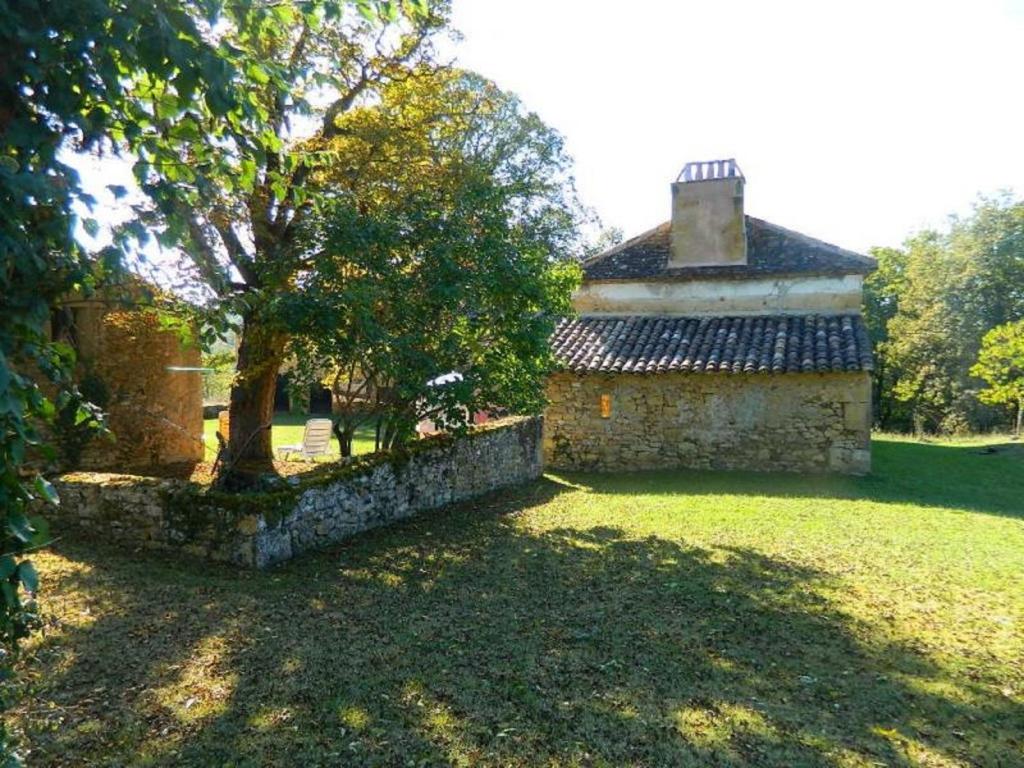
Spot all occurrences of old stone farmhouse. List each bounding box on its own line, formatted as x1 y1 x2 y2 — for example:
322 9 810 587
544 159 876 474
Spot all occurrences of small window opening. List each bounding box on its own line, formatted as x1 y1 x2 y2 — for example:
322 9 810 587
600 393 612 419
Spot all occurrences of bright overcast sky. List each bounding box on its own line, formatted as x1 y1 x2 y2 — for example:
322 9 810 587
448 0 1024 252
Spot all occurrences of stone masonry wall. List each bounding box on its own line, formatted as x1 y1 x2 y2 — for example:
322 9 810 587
45 416 542 568
79 309 204 469
544 372 871 474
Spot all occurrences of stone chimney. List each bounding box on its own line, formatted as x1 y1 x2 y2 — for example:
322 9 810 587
669 159 746 267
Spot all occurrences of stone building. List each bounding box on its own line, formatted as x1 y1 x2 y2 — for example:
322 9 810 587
545 159 876 474
50 287 204 469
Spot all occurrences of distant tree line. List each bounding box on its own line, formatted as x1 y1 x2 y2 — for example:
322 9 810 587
864 194 1024 434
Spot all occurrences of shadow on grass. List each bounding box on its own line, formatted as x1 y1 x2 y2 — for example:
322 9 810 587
18 478 1022 766
553 438 1024 520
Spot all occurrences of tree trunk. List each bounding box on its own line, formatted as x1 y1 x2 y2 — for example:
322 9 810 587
1016 399 1022 439
227 316 284 462
871 363 884 428
332 419 354 458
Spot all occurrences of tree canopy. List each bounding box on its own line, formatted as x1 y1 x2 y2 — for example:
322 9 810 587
971 320 1024 436
864 195 1024 433
0 0 258 758
115 0 451 463
287 69 584 452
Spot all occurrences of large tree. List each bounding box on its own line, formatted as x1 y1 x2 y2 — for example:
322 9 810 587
2 1 428 756
126 0 450 462
286 69 584 451
881 231 971 432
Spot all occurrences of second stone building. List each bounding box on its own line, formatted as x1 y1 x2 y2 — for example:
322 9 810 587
544 159 876 474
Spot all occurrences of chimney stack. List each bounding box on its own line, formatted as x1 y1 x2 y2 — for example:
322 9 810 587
669 159 746 268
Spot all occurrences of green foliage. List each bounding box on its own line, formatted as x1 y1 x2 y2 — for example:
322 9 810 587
971 319 1024 435
53 373 109 471
113 0 448 463
201 350 237 404
0 0 339 758
288 69 584 451
1 0 446 755
863 246 912 429
864 195 1024 433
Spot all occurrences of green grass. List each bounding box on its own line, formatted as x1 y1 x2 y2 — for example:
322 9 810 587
201 412 377 461
13 435 1024 766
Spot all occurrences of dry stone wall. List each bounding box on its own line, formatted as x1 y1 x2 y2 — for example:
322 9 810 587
544 372 871 474
45 416 542 568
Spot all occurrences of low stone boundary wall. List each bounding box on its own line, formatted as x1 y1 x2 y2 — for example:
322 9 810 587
46 416 542 568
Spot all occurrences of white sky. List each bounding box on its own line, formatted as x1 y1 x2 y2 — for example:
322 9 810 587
448 0 1024 252
76 0 1024 259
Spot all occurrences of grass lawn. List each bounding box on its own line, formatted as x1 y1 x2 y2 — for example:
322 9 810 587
12 435 1024 766
201 412 377 462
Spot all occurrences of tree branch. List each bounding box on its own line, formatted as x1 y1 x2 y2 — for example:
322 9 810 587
272 23 436 248
210 208 259 287
177 205 232 297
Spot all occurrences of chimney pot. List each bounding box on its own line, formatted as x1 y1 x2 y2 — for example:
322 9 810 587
669 158 747 268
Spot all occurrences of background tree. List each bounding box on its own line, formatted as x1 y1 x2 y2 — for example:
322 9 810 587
287 69 584 451
583 226 624 259
971 320 1024 437
862 245 910 429
883 231 977 433
864 195 1024 434
954 196 1024 336
123 0 450 464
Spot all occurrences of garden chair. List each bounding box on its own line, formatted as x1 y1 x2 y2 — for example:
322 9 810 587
275 418 334 461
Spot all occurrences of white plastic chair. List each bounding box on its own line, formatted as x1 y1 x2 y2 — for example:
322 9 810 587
275 418 334 460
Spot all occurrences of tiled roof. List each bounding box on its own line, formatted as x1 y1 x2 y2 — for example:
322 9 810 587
582 216 876 282
551 314 873 375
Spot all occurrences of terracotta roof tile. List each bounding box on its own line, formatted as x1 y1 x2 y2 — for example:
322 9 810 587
551 314 873 375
